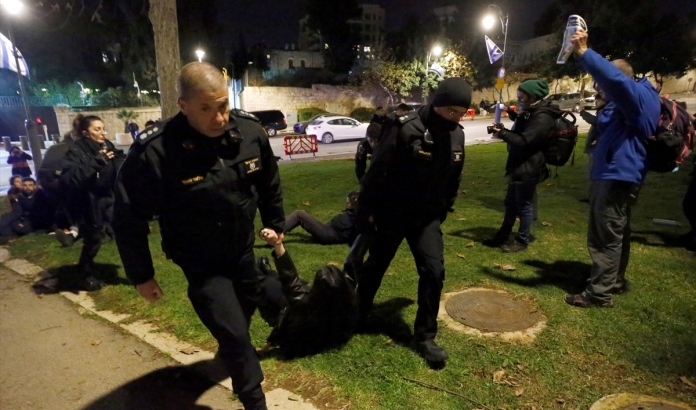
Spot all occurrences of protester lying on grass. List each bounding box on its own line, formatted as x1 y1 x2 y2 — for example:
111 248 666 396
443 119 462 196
256 228 356 358
284 191 359 245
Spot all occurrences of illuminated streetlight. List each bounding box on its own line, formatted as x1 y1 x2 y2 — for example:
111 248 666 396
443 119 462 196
195 49 205 62
0 0 24 14
482 4 508 123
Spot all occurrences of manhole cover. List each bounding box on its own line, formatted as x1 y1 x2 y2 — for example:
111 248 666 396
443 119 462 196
617 403 686 410
445 290 541 332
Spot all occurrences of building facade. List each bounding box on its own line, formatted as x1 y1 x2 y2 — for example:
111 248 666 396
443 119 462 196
267 49 325 72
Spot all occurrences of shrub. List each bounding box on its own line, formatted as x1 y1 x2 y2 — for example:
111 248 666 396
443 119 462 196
298 107 329 122
350 107 374 122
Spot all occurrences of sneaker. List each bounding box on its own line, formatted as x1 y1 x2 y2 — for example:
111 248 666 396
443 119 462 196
55 229 76 247
564 294 614 308
412 339 449 362
501 239 528 253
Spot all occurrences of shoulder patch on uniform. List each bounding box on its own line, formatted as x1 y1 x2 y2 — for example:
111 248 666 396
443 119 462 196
230 109 261 123
135 119 168 145
398 112 418 124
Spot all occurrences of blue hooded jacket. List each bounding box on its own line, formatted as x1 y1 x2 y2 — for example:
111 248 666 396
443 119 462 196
579 49 660 184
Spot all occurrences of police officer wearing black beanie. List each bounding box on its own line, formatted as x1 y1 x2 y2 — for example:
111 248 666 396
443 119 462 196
356 77 471 367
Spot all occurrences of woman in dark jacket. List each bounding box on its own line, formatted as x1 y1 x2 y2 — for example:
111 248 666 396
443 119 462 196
256 229 356 358
485 80 556 253
62 114 124 287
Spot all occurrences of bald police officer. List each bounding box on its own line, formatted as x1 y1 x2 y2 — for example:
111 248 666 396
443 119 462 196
113 62 284 410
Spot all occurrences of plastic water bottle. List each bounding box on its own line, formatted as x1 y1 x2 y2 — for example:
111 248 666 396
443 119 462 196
652 219 683 227
557 15 588 64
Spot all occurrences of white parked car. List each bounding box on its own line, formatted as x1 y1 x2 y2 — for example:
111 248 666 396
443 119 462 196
305 116 370 143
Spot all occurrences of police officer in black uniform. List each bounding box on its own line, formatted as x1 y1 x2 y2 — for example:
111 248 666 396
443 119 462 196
356 78 471 367
112 62 284 410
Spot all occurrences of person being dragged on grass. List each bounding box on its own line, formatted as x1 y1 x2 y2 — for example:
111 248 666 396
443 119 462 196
255 228 357 358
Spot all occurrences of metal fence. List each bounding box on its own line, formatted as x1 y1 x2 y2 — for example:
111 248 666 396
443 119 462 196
0 95 75 107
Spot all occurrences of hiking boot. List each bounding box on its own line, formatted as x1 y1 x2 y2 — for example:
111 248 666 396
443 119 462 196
482 230 511 247
257 256 273 276
564 294 614 308
412 339 449 363
55 229 76 247
501 239 528 253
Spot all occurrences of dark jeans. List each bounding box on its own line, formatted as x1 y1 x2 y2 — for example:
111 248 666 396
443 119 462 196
79 196 114 268
584 180 636 303
501 181 537 244
358 218 444 342
177 251 267 410
285 210 342 244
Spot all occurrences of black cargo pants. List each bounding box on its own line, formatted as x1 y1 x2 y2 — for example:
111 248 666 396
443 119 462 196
175 247 267 410
357 218 445 342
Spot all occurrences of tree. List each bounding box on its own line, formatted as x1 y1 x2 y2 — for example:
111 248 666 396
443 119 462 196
305 0 362 73
352 59 421 105
149 0 180 118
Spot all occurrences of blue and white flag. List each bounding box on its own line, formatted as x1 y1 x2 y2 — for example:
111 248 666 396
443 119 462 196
0 32 30 78
484 35 504 64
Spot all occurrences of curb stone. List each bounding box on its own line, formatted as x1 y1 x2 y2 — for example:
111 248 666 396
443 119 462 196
1 249 319 410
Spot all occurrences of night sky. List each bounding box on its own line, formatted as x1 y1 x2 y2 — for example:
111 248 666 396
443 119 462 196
219 0 558 49
219 0 696 49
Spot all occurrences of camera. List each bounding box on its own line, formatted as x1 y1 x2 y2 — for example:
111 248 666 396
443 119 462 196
487 123 504 134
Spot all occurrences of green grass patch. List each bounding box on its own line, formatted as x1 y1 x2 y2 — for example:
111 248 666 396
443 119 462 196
6 135 696 408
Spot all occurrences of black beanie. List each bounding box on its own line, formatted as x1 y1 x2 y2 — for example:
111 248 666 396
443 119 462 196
431 77 473 108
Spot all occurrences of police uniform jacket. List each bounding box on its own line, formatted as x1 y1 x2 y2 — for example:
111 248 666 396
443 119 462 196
113 111 284 286
497 100 555 184
358 104 465 226
354 138 373 182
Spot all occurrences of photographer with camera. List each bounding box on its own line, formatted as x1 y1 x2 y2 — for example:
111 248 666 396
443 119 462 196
62 114 124 289
483 79 555 253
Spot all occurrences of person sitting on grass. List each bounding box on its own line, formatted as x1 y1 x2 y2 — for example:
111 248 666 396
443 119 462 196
5 175 23 210
284 192 359 245
255 228 356 358
0 177 54 243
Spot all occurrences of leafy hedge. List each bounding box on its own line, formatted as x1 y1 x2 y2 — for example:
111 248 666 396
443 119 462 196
349 107 374 122
298 107 329 122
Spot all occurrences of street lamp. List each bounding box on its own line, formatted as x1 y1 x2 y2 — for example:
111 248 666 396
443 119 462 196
195 49 205 62
482 4 508 123
425 44 443 77
1 0 43 169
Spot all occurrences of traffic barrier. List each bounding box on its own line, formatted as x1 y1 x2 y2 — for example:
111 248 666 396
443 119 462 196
463 108 476 120
283 134 318 159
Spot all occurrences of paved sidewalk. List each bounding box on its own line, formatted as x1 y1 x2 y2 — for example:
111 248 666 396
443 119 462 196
0 265 241 410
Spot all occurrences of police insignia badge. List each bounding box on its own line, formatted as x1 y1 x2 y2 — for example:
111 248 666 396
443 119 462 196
453 151 463 162
182 176 204 185
244 157 261 174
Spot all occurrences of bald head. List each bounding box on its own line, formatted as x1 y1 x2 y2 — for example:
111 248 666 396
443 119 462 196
178 62 228 100
611 59 634 78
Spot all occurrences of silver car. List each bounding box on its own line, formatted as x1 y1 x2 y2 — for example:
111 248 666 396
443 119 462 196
546 92 583 112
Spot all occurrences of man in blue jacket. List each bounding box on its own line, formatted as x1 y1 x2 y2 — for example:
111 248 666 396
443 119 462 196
565 29 660 308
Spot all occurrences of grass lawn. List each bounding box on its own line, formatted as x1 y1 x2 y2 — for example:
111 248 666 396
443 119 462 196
7 135 696 409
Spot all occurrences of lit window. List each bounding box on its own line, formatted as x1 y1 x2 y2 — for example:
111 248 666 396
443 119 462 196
364 46 371 52
102 53 108 63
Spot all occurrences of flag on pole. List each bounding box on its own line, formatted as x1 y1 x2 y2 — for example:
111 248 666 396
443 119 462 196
0 32 30 78
484 35 504 64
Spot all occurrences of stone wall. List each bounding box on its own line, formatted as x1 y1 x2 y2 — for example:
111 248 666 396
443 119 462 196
54 106 162 141
240 85 391 116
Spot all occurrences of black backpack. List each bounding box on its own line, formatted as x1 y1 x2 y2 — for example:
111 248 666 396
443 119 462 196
537 107 579 167
643 97 694 173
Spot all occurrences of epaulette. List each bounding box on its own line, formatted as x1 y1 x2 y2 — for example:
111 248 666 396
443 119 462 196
135 119 169 146
397 112 418 124
230 109 261 123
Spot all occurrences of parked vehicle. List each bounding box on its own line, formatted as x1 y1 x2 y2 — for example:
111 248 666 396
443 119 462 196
545 93 583 112
305 116 369 144
293 113 340 134
583 92 597 109
249 110 287 137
